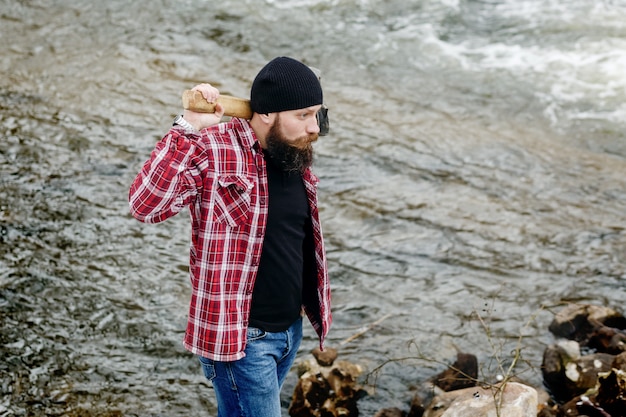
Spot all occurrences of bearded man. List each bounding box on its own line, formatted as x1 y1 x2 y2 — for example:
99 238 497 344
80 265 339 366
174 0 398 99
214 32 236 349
128 56 332 417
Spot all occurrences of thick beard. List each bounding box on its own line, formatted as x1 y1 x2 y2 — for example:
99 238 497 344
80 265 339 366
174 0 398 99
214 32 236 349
264 118 316 174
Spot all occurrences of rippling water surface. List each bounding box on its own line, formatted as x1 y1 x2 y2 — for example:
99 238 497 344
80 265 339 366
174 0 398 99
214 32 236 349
2 0 626 415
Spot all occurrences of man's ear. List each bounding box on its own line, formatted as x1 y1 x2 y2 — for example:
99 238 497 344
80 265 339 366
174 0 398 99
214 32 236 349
259 113 274 124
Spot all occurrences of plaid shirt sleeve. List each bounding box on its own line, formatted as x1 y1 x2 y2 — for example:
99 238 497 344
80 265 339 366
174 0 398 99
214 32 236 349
128 128 205 223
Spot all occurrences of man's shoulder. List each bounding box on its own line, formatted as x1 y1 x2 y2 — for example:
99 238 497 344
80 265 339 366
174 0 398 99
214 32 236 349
202 118 255 148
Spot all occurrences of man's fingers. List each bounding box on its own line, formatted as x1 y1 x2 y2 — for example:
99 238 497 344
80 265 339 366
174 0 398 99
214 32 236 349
191 83 220 103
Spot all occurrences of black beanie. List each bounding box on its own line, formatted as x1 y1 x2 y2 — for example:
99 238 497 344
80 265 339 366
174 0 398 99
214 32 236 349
250 57 323 114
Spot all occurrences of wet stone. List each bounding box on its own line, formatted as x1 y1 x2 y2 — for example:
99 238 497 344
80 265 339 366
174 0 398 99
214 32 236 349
312 346 339 367
542 343 614 402
430 352 478 392
548 303 626 342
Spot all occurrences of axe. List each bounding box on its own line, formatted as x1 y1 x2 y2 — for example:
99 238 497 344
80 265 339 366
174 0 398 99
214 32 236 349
181 90 330 135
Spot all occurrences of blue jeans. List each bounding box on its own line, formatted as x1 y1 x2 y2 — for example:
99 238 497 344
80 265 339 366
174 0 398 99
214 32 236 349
199 317 303 417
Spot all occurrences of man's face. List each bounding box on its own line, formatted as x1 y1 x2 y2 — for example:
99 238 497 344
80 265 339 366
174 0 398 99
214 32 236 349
264 107 321 173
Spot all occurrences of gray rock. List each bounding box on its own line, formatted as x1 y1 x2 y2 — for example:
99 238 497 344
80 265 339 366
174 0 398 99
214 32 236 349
423 382 538 417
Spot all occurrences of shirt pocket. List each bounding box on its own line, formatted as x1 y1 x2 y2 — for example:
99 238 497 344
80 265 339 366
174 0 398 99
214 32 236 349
213 175 253 227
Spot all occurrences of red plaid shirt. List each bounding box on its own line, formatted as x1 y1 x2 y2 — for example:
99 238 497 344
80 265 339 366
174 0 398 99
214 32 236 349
129 118 331 361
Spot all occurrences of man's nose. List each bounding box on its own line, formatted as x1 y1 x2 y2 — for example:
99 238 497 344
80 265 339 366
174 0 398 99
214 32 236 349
307 119 320 134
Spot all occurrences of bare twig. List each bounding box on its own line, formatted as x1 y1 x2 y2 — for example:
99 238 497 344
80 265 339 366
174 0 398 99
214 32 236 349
339 313 393 346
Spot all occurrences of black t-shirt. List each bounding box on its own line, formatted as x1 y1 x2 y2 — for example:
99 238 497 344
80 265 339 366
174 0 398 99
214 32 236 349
249 156 312 332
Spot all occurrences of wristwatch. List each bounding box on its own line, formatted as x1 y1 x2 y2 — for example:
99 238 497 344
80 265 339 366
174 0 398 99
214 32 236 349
173 115 197 132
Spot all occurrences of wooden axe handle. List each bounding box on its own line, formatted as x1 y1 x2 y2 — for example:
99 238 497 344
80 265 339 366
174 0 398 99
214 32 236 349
182 90 252 119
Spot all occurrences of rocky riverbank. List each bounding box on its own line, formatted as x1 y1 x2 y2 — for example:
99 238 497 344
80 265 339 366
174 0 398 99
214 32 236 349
288 303 626 417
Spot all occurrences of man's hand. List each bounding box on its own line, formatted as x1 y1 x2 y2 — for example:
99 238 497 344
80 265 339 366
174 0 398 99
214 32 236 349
183 83 225 131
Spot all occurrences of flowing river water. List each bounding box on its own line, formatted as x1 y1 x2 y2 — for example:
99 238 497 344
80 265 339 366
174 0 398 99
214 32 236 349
1 0 626 415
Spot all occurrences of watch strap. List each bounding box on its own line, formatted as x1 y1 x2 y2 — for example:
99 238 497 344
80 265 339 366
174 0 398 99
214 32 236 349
173 115 197 132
